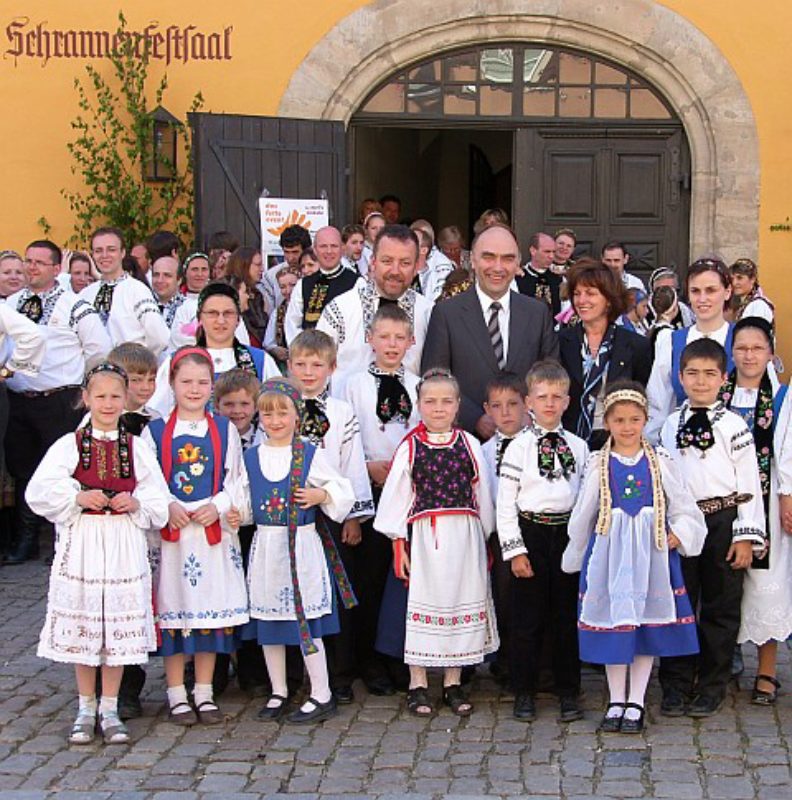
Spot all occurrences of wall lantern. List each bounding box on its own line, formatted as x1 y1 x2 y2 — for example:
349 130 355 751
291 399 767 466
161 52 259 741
145 105 180 181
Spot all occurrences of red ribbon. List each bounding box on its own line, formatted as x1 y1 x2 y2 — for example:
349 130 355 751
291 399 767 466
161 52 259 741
160 410 223 546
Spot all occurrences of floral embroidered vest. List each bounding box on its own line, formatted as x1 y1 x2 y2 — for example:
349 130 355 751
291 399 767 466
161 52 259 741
73 433 136 494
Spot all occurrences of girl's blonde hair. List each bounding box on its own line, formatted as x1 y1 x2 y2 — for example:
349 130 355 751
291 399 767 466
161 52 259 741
417 367 460 399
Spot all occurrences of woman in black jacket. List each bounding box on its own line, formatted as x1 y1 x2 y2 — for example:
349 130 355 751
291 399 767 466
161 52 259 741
559 258 653 449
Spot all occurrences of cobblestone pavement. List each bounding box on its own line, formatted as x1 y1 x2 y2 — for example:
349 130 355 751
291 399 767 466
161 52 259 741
1 560 791 800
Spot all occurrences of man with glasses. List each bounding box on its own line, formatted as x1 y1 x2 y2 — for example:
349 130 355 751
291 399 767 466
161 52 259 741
79 226 169 356
4 239 112 564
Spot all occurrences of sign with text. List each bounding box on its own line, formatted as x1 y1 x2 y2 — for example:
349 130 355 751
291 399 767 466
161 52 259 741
259 198 328 257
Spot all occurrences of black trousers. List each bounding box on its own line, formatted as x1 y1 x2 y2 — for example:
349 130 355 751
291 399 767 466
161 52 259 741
489 535 512 677
509 518 580 696
659 507 743 701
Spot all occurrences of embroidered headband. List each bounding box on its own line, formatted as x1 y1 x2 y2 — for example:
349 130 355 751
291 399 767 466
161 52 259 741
83 361 128 388
0 249 21 261
258 377 304 417
169 346 213 380
603 389 647 414
197 281 241 315
180 251 209 278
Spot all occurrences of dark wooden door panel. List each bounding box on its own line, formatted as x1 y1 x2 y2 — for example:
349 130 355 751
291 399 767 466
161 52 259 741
545 151 598 221
191 113 346 249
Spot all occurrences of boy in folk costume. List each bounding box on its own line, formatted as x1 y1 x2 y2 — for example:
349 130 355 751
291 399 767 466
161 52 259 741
28 363 169 744
343 304 420 694
659 338 766 718
241 378 356 724
497 361 589 723
375 369 499 717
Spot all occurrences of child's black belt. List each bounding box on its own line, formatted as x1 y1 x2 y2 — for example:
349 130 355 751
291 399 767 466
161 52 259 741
519 510 571 525
696 492 752 516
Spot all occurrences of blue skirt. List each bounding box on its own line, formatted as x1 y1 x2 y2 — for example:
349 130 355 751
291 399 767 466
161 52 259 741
242 588 340 646
578 537 699 664
157 627 238 656
375 568 408 660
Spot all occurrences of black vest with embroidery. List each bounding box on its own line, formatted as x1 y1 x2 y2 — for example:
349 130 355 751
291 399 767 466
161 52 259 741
302 268 359 328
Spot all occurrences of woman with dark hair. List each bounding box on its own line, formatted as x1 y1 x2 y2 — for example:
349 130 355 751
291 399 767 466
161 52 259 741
646 257 735 442
179 252 211 297
223 246 269 347
559 258 652 449
150 282 279 416
730 258 774 325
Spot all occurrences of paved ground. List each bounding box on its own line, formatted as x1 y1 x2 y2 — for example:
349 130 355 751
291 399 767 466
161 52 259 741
1 559 791 800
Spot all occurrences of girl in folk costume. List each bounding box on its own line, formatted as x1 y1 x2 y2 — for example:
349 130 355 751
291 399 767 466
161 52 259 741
374 369 499 717
722 317 792 705
562 381 707 733
729 258 774 326
143 346 248 726
241 378 356 724
27 363 169 745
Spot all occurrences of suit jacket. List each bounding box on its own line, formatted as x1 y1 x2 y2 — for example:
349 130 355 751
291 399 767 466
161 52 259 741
559 323 653 437
421 288 559 433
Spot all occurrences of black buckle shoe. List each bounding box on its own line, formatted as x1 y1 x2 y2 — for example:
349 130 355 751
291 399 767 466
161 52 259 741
559 694 584 723
513 693 536 722
660 688 687 717
286 696 337 725
620 703 645 734
598 702 625 732
257 694 289 721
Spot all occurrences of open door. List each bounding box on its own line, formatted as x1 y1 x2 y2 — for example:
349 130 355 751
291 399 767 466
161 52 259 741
190 113 347 248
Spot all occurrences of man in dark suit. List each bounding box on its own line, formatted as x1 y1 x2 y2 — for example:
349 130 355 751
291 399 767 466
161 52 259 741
422 224 559 439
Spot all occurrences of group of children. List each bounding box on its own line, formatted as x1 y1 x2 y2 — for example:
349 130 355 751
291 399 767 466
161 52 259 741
28 299 792 745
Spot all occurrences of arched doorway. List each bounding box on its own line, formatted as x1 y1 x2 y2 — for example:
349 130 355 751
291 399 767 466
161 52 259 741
350 43 689 275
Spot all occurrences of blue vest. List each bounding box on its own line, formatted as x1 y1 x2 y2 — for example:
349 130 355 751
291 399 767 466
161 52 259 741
670 325 734 405
244 442 317 527
149 415 230 503
245 346 266 380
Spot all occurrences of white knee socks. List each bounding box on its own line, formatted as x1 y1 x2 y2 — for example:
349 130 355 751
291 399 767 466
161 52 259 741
302 639 332 707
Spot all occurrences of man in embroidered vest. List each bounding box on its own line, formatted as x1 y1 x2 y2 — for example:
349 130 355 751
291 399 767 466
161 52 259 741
516 232 563 317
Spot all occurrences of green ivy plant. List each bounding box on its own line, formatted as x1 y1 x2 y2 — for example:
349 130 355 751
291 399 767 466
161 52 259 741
62 12 203 249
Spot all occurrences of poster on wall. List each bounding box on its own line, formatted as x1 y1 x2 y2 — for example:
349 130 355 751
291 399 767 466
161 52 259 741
259 197 329 257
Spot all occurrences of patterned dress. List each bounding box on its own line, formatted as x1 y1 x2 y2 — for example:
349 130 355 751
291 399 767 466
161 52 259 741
374 426 499 666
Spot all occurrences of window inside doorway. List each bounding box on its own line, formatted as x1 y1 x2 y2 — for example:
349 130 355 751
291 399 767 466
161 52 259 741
359 44 672 121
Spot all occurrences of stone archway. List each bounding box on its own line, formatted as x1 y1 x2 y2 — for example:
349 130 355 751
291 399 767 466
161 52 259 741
279 0 759 262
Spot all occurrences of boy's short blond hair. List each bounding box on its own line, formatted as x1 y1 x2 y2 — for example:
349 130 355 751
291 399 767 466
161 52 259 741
108 342 158 376
289 329 337 365
524 360 570 394
370 304 413 335
213 368 261 405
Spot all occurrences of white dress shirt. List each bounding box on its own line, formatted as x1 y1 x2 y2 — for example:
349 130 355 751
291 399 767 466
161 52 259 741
475 284 511 361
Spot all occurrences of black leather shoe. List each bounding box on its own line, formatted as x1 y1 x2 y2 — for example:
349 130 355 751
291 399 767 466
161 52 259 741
559 695 584 723
620 703 645 734
513 693 536 722
286 696 337 725
660 688 687 717
598 702 625 732
687 693 724 718
365 677 396 696
118 696 143 721
257 694 289 721
333 685 354 705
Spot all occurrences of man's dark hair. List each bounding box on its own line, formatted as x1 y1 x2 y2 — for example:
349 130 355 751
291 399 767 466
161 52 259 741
145 230 180 262
208 230 239 253
26 239 62 265
485 374 528 402
279 225 312 251
680 338 728 374
373 224 419 259
379 194 401 208
601 240 627 257
341 223 365 242
91 226 126 250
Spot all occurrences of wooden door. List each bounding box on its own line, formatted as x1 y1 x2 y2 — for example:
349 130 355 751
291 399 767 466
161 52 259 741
190 113 347 249
513 126 690 282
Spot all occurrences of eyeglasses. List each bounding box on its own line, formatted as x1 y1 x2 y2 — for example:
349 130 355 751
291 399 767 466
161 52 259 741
24 258 56 268
201 310 238 320
733 345 771 356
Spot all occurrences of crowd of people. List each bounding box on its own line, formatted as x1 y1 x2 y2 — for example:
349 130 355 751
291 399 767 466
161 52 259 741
0 194 788 750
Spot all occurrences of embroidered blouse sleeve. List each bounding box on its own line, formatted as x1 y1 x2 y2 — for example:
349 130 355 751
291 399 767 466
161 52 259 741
466 433 494 538
141 425 177 504
283 280 305 345
129 437 171 530
730 423 767 548
148 356 175 420
496 433 529 559
72 296 112 368
338 406 375 520
0 303 45 375
25 434 82 527
307 445 355 523
645 333 675 445
132 283 170 356
657 447 707 558
561 451 601 573
373 440 413 541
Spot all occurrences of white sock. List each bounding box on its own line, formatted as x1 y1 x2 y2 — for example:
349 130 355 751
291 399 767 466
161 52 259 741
263 645 288 708
166 684 189 709
625 655 654 719
99 695 118 717
193 682 215 708
78 694 97 717
605 664 628 717
302 639 332 708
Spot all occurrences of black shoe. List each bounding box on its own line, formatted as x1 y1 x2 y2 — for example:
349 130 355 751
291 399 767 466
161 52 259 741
660 688 687 717
687 693 724 718
620 703 645 734
598 702 625 733
118 696 143 721
365 676 396 696
559 695 584 723
257 694 289 721
286 696 337 725
513 693 536 722
333 685 354 705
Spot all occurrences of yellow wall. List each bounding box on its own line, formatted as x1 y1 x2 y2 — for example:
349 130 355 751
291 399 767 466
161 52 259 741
2 0 791 351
